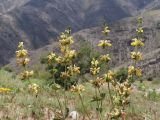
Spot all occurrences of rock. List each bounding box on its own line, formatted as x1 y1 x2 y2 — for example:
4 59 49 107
68 111 79 120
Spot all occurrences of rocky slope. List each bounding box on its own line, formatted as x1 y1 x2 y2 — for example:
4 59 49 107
74 13 160 77
0 0 154 65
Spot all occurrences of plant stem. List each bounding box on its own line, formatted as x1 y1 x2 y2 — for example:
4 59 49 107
107 82 114 112
95 88 100 119
96 88 103 120
98 88 103 120
63 89 68 117
79 93 91 120
54 90 64 119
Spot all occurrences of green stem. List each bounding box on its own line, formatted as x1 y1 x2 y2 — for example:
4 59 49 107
107 82 114 112
98 88 103 109
95 88 99 119
95 88 103 120
63 89 67 112
79 93 91 120
63 65 68 118
98 88 103 120
55 90 64 119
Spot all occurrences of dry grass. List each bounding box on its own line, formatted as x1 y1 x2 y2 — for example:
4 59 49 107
0 69 160 120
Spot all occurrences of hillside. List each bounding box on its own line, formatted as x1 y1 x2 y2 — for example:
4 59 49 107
0 0 154 66
140 0 160 13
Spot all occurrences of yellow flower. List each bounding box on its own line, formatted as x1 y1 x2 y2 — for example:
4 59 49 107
28 83 39 94
91 58 99 67
128 66 142 77
47 52 56 63
59 33 74 46
23 58 30 65
55 56 63 63
131 52 143 61
0 88 11 93
20 70 34 80
102 26 110 35
135 68 142 77
131 38 144 47
16 49 28 58
17 58 30 66
136 27 143 34
100 54 111 62
65 50 76 59
70 85 85 93
104 70 116 81
123 80 131 88
118 83 132 97
97 40 112 48
60 71 70 79
60 45 68 53
67 65 80 75
128 66 135 75
90 77 105 88
90 67 100 75
18 42 24 49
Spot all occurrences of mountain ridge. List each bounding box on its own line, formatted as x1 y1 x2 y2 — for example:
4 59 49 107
0 0 157 66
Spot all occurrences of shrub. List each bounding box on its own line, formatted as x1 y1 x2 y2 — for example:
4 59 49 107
75 41 100 75
147 89 160 101
3 65 13 73
147 76 153 81
116 67 128 83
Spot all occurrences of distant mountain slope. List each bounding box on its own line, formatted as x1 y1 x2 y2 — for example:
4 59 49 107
140 0 160 13
72 13 160 77
0 0 154 65
0 0 29 14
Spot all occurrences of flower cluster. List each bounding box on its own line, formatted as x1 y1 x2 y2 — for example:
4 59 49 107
58 30 80 80
131 38 144 47
99 54 111 62
44 28 82 119
97 40 112 48
67 65 80 75
98 25 112 49
117 81 132 98
20 70 34 80
128 66 142 77
104 70 116 82
16 42 29 67
46 29 80 81
90 77 105 88
70 84 85 94
102 25 110 35
90 58 100 75
88 25 114 118
47 52 56 63
0 87 11 93
28 83 39 94
130 52 143 61
107 17 145 119
129 17 144 78
16 42 34 80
